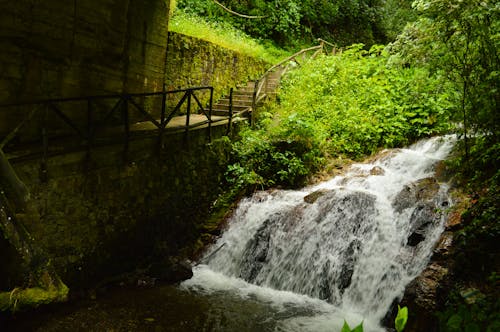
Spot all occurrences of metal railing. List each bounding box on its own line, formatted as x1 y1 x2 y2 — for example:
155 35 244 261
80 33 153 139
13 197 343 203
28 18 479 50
0 86 214 165
249 39 339 124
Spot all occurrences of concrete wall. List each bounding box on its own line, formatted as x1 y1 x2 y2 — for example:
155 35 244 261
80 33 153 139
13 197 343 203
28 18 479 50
0 0 170 136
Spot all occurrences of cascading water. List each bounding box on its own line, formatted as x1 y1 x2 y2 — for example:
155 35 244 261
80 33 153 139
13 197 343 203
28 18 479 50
182 136 456 332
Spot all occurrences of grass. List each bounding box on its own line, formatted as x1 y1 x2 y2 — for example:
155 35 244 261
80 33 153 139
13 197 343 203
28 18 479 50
168 10 290 64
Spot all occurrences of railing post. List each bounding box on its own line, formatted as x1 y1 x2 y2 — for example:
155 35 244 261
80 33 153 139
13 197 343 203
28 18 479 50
251 80 258 127
158 92 167 152
185 90 191 143
227 87 234 135
208 87 213 142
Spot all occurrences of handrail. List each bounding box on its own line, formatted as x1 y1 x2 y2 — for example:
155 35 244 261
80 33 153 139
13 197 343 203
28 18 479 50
0 86 213 108
250 42 328 119
259 44 323 80
0 86 215 167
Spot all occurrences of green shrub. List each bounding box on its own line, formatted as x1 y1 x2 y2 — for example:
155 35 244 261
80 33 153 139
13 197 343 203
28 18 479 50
225 45 454 193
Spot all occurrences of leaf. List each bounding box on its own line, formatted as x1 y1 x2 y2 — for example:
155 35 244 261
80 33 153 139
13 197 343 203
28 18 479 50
447 313 463 330
351 322 364 332
341 321 352 332
341 320 364 332
395 305 408 332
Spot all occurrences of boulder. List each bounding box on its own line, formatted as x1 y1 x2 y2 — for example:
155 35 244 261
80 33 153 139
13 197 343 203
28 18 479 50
396 262 450 332
149 257 193 283
238 218 274 283
370 166 385 176
304 189 330 204
392 177 440 213
407 202 441 246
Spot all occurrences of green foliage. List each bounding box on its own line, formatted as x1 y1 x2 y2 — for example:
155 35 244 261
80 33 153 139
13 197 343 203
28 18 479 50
226 46 453 193
437 145 499 332
390 0 499 139
381 0 418 41
168 10 289 63
341 320 364 332
176 0 388 47
278 44 453 157
437 287 500 332
395 305 408 332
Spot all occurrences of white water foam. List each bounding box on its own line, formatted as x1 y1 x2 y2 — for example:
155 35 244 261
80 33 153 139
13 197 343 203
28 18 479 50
181 135 456 331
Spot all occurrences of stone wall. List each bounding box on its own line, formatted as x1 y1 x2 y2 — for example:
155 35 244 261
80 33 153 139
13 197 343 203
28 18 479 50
0 0 170 137
0 0 272 291
165 32 269 106
13 126 233 288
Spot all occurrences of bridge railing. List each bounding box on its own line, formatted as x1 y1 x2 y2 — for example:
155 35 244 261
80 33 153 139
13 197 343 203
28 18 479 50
0 86 214 167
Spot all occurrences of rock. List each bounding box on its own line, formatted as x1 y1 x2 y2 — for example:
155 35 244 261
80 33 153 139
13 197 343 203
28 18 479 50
407 202 441 246
239 218 274 282
149 258 193 283
392 177 446 246
405 262 448 312
445 210 463 230
392 177 440 213
433 232 453 259
417 263 450 299
369 166 385 176
304 189 330 204
338 239 361 292
398 262 450 332
313 190 377 228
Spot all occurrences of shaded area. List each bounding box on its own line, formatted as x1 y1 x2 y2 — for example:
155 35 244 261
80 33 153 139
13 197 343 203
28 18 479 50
2 284 288 332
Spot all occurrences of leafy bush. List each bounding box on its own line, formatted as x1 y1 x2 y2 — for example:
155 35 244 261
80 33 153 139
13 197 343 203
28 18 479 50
226 45 453 193
175 0 388 47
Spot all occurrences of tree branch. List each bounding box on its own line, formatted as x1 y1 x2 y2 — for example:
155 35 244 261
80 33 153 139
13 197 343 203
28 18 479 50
212 0 267 19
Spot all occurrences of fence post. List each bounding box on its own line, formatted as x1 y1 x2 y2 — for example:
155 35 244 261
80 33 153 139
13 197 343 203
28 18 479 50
251 80 258 127
208 87 213 142
227 87 234 135
185 90 191 143
158 92 167 152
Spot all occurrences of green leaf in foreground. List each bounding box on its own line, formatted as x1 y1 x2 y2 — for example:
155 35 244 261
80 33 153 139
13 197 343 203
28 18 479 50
341 320 364 332
395 305 408 332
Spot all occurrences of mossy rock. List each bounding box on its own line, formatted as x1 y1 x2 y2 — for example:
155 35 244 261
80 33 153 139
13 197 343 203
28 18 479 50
0 281 68 312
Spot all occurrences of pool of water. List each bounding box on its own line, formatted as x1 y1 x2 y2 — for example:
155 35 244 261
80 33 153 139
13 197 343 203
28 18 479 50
3 282 350 332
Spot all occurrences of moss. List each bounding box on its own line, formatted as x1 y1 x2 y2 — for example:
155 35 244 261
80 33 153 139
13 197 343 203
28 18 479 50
0 280 68 312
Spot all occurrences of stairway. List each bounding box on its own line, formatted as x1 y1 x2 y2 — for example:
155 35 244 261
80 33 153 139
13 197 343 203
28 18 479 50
212 69 283 121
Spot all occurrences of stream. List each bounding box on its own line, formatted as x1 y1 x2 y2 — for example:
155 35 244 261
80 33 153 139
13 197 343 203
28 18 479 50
3 136 455 332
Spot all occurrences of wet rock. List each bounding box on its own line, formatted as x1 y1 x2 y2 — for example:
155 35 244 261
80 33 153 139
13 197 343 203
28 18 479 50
318 261 333 302
407 202 441 246
149 258 193 283
338 239 361 292
445 210 463 230
398 262 449 332
432 231 453 259
304 189 330 204
239 218 273 283
392 177 446 246
313 190 377 229
393 177 440 213
369 166 385 176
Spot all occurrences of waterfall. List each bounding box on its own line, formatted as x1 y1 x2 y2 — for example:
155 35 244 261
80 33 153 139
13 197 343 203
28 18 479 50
182 136 455 332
